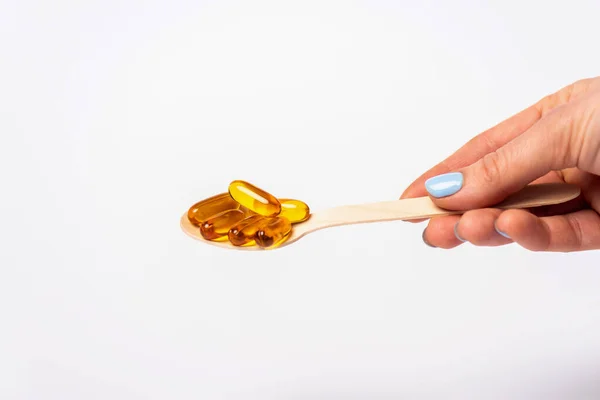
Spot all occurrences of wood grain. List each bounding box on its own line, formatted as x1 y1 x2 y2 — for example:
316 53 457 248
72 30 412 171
180 183 581 251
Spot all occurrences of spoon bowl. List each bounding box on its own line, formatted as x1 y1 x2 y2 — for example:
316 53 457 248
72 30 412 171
180 183 581 251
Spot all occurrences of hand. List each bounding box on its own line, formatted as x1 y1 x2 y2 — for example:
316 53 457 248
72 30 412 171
400 77 600 252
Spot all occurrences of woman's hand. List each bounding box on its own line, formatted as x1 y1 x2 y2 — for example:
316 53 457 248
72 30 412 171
400 77 600 252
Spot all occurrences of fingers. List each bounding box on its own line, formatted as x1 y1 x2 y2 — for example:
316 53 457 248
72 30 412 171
454 209 513 247
419 170 600 252
422 215 462 249
400 104 542 200
405 172 564 225
423 208 600 252
422 209 512 248
400 105 542 225
425 102 578 210
400 78 591 202
495 209 600 252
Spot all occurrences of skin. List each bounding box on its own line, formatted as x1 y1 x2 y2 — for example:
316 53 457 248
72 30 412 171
400 76 600 252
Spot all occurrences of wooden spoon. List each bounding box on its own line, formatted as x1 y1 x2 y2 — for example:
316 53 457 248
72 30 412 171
180 182 580 251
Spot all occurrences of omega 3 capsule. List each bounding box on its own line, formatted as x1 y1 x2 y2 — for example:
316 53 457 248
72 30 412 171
228 215 269 247
279 199 310 223
255 216 292 248
187 193 239 227
228 180 281 217
238 205 256 217
200 209 246 241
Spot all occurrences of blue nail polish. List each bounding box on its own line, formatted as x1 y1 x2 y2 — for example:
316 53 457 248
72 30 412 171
453 222 466 242
494 222 511 239
425 172 464 198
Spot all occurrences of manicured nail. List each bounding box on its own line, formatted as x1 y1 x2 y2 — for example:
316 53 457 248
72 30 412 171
494 221 511 239
422 229 436 248
453 222 466 242
425 172 464 198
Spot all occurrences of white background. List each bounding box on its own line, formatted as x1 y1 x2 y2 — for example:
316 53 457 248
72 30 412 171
2 0 600 398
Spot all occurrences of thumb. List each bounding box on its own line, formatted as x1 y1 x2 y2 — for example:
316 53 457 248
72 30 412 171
424 105 576 210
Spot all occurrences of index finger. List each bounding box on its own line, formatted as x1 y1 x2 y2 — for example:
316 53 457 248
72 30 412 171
400 78 592 201
400 104 542 200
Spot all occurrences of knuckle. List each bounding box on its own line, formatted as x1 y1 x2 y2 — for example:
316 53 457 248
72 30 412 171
565 214 585 251
540 104 578 168
536 77 596 115
478 151 504 185
547 96 598 169
537 222 553 252
537 89 570 115
554 108 576 164
574 94 600 171
555 104 577 137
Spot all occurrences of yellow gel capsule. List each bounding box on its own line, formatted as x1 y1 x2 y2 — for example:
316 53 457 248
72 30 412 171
279 199 310 223
228 215 269 247
200 209 246 241
255 216 292 248
187 192 239 227
239 205 257 217
228 180 281 217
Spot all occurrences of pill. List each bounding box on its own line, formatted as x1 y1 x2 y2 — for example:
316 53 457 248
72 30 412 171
228 215 269 247
200 209 246 241
279 199 310 223
187 193 239 227
228 180 281 217
239 205 256 217
255 216 292 248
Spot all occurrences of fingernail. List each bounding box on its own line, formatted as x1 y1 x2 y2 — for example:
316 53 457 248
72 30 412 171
422 229 436 248
453 222 466 242
494 221 511 239
425 172 463 198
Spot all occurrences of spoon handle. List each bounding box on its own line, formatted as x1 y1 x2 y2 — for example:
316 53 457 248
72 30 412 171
306 183 580 230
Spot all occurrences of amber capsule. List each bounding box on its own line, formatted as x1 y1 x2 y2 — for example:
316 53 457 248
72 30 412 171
228 180 281 217
200 209 246 241
279 199 310 223
228 215 269 247
255 216 292 248
187 192 239 227
238 205 257 217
